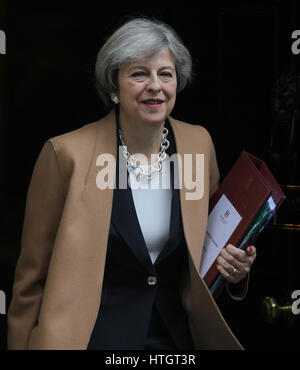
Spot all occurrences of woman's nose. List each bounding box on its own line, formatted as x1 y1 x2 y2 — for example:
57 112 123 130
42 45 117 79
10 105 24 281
147 74 162 92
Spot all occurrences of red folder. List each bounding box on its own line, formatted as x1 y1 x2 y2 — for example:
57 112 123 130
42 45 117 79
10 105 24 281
203 151 286 288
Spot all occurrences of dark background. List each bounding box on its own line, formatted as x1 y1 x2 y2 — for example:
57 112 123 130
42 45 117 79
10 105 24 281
0 0 299 350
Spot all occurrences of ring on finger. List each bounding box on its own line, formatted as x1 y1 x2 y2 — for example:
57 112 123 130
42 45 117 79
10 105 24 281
229 267 237 277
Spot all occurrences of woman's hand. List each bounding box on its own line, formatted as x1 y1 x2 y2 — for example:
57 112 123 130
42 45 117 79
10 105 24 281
216 244 256 284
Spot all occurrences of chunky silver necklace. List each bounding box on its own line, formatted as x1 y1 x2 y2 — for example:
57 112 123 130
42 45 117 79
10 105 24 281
119 124 170 182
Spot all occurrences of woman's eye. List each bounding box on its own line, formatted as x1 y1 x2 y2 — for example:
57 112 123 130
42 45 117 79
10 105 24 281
131 71 146 78
161 72 173 77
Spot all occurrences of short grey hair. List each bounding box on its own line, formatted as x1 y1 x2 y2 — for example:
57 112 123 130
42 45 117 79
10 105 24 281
95 17 193 106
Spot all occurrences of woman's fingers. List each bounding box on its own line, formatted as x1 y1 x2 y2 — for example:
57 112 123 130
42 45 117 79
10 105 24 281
216 244 256 283
216 263 241 283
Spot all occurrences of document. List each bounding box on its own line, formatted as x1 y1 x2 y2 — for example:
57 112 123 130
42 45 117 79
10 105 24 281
199 194 242 277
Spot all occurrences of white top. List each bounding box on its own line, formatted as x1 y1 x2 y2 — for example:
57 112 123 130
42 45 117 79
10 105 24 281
128 161 173 264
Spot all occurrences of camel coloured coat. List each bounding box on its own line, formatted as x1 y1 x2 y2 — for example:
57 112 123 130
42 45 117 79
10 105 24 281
7 110 244 350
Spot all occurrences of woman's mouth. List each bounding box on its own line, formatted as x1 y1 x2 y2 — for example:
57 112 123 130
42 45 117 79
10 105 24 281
142 99 164 108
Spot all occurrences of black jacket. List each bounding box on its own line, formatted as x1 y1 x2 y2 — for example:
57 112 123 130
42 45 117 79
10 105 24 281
87 114 193 350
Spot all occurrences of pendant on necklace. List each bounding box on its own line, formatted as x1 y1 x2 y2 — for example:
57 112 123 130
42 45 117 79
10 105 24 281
134 167 141 177
141 173 153 183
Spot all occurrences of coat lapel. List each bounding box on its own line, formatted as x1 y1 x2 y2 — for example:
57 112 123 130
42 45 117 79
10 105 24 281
168 117 209 272
110 141 155 274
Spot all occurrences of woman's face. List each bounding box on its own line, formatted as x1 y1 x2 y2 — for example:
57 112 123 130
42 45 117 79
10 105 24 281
116 48 177 128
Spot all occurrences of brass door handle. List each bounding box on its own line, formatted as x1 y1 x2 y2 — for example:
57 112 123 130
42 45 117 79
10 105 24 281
261 296 295 325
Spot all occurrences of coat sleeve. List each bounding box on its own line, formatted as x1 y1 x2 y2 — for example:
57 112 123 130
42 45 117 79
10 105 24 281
7 140 65 349
206 131 250 301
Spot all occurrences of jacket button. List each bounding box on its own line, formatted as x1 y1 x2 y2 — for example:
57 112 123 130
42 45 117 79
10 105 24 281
147 276 157 286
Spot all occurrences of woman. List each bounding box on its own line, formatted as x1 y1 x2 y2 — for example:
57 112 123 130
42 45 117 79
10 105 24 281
7 17 256 350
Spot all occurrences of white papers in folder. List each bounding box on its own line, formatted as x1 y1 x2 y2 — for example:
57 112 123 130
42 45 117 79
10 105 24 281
268 196 276 211
199 194 242 277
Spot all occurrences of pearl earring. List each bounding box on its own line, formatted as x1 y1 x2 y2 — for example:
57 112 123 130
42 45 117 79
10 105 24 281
113 96 119 104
